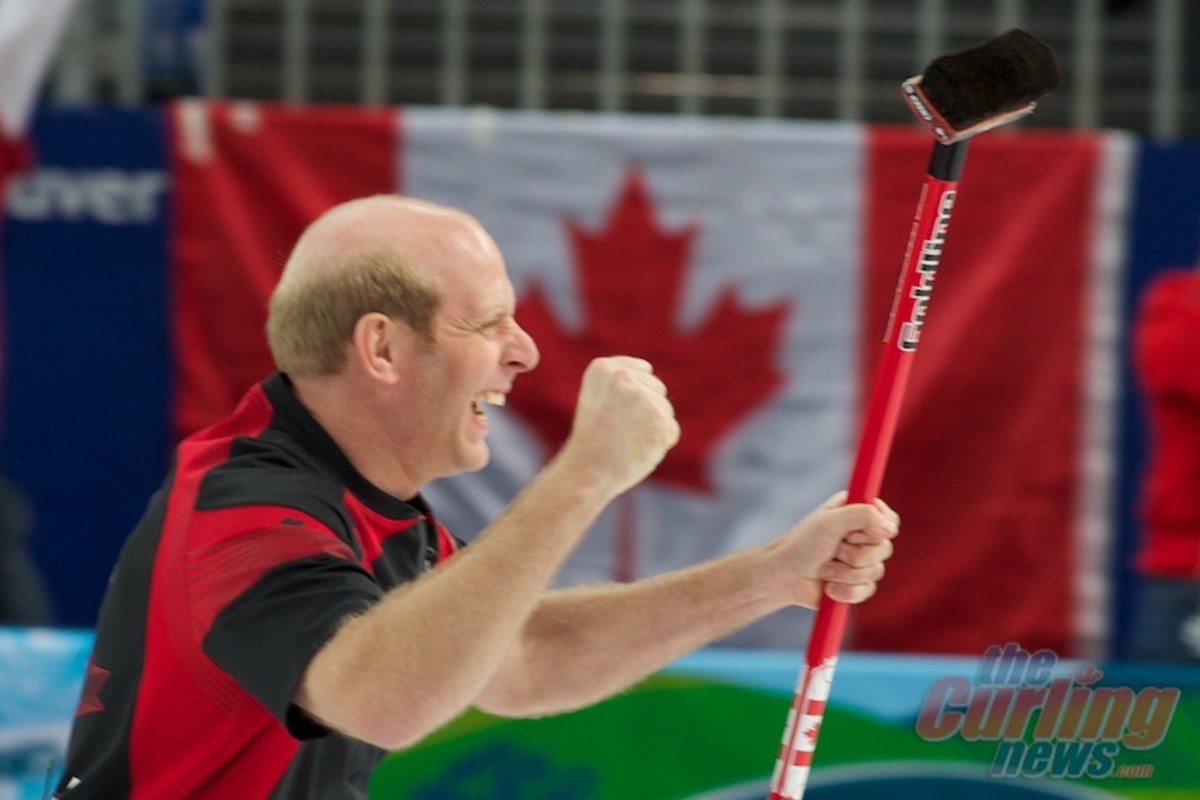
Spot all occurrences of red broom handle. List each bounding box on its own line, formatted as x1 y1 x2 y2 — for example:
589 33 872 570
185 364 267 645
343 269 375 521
767 140 968 800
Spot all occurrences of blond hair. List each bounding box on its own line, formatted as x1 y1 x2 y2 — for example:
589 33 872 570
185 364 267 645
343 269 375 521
267 249 439 376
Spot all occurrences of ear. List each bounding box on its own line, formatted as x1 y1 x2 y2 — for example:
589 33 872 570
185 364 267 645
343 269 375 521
351 312 406 385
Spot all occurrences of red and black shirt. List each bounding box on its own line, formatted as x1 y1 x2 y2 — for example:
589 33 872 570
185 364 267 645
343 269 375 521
56 373 462 799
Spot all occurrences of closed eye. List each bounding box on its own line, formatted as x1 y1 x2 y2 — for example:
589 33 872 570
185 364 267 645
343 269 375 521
475 314 511 335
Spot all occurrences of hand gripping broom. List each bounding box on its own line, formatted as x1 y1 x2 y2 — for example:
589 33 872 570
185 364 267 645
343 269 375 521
767 29 1061 800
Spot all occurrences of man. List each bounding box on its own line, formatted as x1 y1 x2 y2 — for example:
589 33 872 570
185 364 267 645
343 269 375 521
1131 264 1200 662
56 195 898 798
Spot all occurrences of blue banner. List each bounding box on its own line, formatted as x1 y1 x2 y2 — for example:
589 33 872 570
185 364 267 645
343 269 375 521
1 105 171 627
1113 142 1200 657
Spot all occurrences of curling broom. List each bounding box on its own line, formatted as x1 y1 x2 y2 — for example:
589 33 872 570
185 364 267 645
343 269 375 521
767 29 1061 800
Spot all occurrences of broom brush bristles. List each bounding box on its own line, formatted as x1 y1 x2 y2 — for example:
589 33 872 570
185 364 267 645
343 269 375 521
904 29 1061 144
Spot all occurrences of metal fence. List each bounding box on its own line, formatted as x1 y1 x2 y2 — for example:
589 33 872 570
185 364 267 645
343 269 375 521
51 0 1197 140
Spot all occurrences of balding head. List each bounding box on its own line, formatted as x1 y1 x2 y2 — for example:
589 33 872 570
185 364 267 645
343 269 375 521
267 195 495 376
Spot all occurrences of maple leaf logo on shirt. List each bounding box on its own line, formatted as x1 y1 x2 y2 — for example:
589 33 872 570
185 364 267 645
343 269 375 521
511 168 789 494
76 660 111 717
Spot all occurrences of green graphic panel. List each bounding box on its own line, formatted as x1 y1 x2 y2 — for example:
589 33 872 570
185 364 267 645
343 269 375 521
371 657 1200 800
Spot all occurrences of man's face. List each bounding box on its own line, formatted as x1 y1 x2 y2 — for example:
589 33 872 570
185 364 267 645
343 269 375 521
402 230 540 482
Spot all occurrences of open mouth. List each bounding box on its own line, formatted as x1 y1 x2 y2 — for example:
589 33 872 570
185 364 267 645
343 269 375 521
471 391 506 418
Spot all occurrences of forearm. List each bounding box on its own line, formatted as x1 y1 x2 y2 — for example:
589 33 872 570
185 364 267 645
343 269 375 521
477 543 787 717
298 451 614 748
478 495 900 718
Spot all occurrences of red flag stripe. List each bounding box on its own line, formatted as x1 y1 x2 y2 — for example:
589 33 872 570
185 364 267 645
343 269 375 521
855 126 1100 655
169 100 396 438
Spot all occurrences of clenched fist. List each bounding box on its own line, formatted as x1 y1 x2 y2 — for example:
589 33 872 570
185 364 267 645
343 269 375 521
561 356 680 499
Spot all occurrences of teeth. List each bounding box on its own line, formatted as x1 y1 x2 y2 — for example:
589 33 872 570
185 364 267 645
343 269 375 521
477 391 506 408
472 392 505 418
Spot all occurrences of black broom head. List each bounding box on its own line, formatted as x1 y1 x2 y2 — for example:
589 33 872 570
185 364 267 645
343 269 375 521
903 29 1061 144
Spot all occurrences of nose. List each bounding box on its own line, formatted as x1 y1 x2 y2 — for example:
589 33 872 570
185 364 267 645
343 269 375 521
506 320 540 373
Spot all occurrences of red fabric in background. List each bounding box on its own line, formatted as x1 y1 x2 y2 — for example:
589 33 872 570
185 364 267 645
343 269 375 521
168 100 395 439
1132 268 1200 576
852 127 1099 655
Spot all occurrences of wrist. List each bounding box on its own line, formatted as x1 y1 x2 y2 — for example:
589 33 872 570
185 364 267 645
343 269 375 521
526 446 623 519
756 537 823 610
546 439 628 505
738 540 797 612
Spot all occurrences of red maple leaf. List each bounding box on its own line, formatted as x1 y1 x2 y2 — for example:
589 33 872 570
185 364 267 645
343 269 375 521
511 167 789 494
77 660 111 717
802 718 822 746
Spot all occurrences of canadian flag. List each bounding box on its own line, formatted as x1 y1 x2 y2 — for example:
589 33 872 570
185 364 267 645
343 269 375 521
170 102 1130 655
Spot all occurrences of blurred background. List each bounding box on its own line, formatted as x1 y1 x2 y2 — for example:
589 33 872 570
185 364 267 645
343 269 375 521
46 0 1200 136
2 1 1199 798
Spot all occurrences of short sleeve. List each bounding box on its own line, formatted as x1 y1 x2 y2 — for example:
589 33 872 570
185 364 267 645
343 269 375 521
186 523 383 738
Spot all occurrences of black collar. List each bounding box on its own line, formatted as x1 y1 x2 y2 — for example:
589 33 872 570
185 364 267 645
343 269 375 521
262 372 431 521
